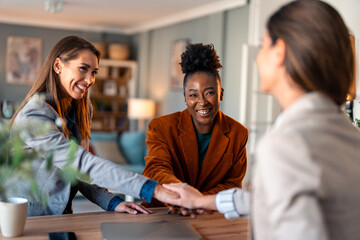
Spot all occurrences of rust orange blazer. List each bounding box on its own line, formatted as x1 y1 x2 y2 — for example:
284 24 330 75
142 109 248 207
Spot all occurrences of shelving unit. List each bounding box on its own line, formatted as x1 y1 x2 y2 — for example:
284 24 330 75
89 59 137 132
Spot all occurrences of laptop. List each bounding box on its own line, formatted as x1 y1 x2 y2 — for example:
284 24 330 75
101 221 202 240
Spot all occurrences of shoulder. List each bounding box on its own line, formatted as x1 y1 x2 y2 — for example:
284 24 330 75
149 111 182 128
220 111 248 136
15 95 58 123
256 128 319 179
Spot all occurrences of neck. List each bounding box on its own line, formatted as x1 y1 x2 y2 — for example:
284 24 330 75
193 119 214 134
272 75 306 110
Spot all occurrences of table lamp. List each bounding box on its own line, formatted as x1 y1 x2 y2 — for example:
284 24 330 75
127 98 156 131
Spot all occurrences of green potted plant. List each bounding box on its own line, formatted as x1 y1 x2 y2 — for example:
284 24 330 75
0 113 86 237
355 118 360 128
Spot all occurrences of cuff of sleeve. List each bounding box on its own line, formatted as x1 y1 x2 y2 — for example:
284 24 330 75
140 179 158 203
216 188 247 220
107 196 124 211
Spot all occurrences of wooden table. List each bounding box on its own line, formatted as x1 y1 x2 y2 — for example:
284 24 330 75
0 208 249 239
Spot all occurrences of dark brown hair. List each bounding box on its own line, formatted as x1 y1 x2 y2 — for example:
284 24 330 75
11 36 100 140
267 0 354 105
180 43 223 89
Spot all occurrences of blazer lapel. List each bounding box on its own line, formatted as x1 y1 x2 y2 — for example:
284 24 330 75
197 111 230 188
178 109 199 186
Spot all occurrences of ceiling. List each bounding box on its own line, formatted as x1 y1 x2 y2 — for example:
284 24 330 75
0 0 247 35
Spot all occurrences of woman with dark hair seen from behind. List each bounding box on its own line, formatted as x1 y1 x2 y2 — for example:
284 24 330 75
142 43 248 215
163 1 360 239
10 36 176 216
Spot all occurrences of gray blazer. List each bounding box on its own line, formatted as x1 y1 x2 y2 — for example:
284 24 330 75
12 95 149 216
252 92 360 240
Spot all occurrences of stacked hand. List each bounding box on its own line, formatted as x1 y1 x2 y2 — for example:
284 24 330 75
162 183 217 212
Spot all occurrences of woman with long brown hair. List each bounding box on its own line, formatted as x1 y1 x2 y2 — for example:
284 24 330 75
163 1 360 239
11 36 175 216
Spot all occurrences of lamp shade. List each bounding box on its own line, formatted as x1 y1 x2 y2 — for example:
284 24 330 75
128 98 155 120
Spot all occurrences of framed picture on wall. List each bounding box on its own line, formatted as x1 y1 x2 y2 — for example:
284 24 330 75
6 36 42 85
170 39 189 90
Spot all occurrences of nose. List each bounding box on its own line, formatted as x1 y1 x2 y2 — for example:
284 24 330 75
198 95 208 106
85 73 95 86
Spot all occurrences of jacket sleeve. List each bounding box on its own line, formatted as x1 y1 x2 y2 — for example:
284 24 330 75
203 128 248 195
77 181 115 211
14 101 149 200
142 118 182 184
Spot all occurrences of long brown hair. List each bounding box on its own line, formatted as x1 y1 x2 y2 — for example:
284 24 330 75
11 36 100 140
267 0 354 105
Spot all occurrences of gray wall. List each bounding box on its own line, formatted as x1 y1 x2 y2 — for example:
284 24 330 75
222 6 249 120
0 23 131 104
134 5 249 120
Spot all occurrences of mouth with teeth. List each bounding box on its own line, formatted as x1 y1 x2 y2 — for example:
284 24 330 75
75 83 88 92
196 108 212 117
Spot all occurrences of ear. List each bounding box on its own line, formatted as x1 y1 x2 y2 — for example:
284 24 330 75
274 38 286 66
53 57 63 74
220 88 224 101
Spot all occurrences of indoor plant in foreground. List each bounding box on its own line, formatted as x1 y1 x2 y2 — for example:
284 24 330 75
0 104 86 237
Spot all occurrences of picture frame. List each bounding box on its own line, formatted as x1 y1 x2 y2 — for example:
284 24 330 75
6 36 42 85
170 39 189 90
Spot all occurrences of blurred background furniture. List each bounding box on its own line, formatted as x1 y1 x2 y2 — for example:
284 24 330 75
89 59 137 132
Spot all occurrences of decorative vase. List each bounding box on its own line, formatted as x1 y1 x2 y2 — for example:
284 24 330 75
108 44 130 60
0 197 28 237
91 42 107 59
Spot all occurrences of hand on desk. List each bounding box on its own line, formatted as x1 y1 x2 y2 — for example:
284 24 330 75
115 201 153 215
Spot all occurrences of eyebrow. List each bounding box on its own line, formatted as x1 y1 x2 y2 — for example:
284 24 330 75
187 87 215 92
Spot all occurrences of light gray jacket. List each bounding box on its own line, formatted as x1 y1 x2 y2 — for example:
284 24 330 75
12 96 149 216
252 92 360 240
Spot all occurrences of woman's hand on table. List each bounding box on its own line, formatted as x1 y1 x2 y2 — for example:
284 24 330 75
114 201 153 215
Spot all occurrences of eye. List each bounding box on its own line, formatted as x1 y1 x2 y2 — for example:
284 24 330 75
206 91 215 96
92 70 98 75
80 66 88 71
189 93 197 98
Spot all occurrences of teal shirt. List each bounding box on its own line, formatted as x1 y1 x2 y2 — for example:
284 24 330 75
197 131 212 167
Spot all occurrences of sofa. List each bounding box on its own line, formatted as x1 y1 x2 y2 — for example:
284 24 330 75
89 131 147 175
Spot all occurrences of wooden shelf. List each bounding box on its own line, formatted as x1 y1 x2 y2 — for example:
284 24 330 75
90 59 137 132
93 112 126 118
90 93 127 101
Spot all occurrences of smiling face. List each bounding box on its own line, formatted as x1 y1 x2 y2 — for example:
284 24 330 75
184 71 223 134
54 49 98 100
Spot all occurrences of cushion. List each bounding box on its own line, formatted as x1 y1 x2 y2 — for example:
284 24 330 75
90 131 128 165
118 131 146 165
